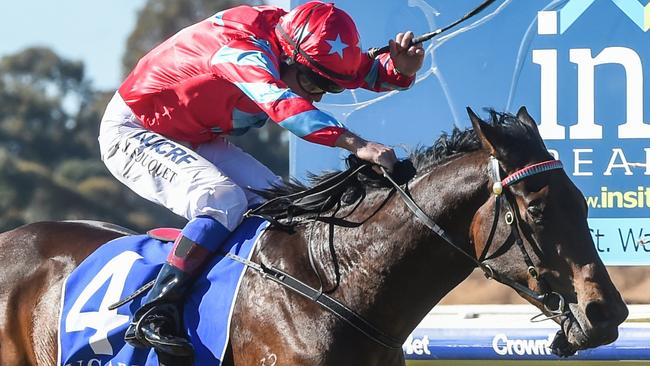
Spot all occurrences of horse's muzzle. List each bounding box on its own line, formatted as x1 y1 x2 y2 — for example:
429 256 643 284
561 301 628 354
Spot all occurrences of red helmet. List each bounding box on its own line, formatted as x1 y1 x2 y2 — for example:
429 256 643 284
275 1 363 89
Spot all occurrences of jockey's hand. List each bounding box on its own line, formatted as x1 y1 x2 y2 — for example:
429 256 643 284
356 141 398 174
335 131 397 173
389 31 425 77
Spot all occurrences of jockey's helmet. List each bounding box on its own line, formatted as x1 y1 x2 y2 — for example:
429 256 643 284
275 1 362 92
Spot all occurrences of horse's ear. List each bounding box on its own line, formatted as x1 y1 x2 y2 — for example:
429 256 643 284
516 106 548 148
516 106 538 132
467 107 498 156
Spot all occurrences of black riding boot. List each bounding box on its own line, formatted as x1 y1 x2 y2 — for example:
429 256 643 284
124 262 195 356
126 232 216 356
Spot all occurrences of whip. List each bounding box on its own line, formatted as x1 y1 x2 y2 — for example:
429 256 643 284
367 0 499 59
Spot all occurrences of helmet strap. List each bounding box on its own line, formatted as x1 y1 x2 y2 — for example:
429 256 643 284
291 6 319 63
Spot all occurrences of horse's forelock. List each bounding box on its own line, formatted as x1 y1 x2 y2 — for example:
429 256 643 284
484 110 550 164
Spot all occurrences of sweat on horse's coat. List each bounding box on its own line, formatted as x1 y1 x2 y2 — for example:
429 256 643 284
0 107 629 366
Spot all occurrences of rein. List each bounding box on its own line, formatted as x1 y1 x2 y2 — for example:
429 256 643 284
226 156 567 349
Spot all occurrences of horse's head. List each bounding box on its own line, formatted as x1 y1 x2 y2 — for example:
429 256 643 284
467 107 628 356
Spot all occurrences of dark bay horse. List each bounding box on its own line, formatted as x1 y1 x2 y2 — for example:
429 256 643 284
0 107 628 365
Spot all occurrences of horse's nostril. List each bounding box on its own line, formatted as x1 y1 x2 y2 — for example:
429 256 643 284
585 301 611 327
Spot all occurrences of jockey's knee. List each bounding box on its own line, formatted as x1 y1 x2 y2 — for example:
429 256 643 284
188 183 247 231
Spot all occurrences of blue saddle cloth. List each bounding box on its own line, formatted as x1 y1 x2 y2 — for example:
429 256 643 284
58 217 268 366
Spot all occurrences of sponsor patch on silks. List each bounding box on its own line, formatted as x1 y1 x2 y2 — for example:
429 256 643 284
58 217 268 366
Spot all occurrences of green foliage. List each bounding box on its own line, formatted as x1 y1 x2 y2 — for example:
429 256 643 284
122 0 261 75
55 159 110 183
227 121 289 176
0 47 183 231
0 0 289 233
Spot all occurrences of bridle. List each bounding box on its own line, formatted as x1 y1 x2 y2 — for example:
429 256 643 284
471 157 568 321
486 156 567 322
382 156 568 324
222 155 569 349
484 157 569 322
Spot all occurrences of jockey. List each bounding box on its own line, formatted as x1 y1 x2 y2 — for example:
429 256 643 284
98 0 424 357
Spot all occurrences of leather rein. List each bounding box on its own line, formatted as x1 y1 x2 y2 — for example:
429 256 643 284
229 156 567 349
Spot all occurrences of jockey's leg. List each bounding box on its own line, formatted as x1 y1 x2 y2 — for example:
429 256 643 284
99 92 280 355
125 215 231 356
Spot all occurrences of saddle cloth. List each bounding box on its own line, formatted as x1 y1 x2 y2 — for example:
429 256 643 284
58 217 268 366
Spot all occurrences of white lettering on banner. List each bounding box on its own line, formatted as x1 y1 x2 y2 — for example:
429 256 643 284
403 335 432 355
492 333 555 356
573 148 593 176
570 47 647 139
544 148 650 177
532 49 563 140
604 148 634 176
535 46 650 140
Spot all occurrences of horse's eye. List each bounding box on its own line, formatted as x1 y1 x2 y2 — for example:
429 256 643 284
527 205 544 224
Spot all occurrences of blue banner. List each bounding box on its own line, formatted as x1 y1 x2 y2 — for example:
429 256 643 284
289 0 650 266
403 326 650 360
589 218 650 265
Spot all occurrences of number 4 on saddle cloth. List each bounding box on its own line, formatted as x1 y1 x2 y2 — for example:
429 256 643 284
58 217 268 366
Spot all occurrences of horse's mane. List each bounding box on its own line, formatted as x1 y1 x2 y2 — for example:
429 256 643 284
254 110 534 222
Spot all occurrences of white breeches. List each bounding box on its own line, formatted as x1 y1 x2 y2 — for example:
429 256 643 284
98 92 281 231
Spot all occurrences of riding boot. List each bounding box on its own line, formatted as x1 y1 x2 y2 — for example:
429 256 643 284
124 260 195 356
124 235 210 356
125 216 232 356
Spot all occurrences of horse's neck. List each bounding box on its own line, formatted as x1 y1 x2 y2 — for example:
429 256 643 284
335 151 490 340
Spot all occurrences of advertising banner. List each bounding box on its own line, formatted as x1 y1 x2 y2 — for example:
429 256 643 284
288 0 650 266
403 326 650 360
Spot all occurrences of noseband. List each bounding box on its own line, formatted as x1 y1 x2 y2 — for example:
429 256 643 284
383 156 567 322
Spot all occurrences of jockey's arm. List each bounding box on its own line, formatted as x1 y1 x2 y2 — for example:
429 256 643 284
334 130 397 173
210 37 398 171
211 37 348 147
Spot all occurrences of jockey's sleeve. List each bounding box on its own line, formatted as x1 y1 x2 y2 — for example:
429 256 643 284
210 37 347 147
356 52 416 92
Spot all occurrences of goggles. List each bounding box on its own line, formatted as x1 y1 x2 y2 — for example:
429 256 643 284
295 64 345 94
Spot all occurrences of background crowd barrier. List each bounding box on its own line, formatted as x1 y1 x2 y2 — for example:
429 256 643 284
403 305 650 364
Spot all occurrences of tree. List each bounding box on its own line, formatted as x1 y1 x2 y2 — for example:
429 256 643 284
0 47 92 163
0 0 290 232
122 0 261 74
0 48 184 231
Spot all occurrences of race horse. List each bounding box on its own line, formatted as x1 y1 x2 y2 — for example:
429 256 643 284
0 107 628 365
